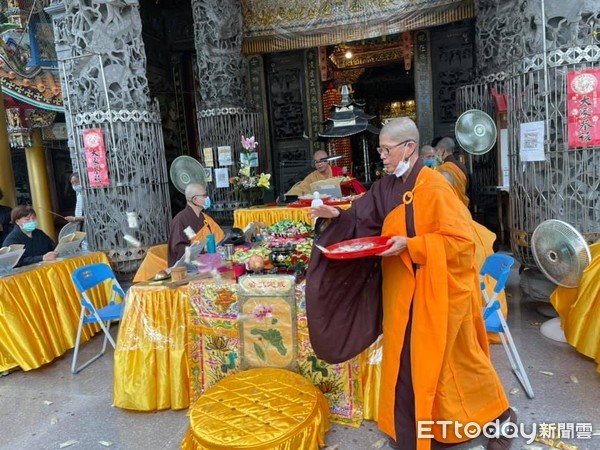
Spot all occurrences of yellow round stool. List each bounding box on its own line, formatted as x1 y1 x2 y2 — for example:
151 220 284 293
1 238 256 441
181 368 330 450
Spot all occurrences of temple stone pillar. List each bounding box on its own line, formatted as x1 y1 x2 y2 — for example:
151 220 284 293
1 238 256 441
472 0 600 265
191 0 265 224
0 94 16 207
46 0 171 276
25 129 56 240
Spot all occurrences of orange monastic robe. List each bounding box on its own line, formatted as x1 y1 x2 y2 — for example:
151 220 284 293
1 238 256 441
436 161 469 207
379 169 508 448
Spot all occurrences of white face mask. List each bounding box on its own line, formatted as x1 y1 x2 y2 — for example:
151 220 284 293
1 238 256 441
393 145 412 178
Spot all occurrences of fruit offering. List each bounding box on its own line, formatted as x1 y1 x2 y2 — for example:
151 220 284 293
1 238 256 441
230 245 271 265
267 219 312 238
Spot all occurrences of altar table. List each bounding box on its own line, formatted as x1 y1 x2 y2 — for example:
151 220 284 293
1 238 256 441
0 252 110 372
233 204 352 230
113 284 191 411
112 278 381 426
233 206 313 230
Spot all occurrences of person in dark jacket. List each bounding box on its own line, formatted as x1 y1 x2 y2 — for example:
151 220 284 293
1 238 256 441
0 188 12 244
2 205 57 267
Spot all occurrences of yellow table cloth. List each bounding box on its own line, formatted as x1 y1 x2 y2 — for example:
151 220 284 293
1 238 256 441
550 241 600 373
234 206 313 230
181 368 330 450
113 284 190 410
0 252 110 372
233 204 352 230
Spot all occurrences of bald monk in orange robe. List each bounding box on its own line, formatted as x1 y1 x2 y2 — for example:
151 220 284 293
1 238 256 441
435 137 470 207
308 118 514 450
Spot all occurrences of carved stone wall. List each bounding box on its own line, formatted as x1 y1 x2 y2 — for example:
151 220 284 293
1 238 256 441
470 0 600 266
47 0 171 276
191 0 267 223
475 0 600 77
191 0 247 109
430 20 475 139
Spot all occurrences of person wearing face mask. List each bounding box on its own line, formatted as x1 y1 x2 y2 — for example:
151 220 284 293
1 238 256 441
2 205 57 266
434 137 469 207
419 145 437 167
307 117 514 450
167 183 225 267
65 173 85 225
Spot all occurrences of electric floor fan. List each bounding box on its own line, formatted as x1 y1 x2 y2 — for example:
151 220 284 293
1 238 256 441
531 219 592 342
169 156 207 193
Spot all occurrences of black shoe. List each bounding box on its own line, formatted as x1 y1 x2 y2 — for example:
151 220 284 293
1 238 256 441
487 408 517 450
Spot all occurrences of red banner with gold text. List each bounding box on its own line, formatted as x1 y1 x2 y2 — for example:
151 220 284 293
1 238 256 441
82 129 110 187
568 69 600 147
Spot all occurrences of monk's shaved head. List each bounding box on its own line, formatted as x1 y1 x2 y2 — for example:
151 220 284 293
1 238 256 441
185 183 207 201
313 150 328 161
380 117 420 147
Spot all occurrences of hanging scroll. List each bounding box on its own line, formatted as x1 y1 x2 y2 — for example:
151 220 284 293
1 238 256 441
568 69 600 148
82 129 110 187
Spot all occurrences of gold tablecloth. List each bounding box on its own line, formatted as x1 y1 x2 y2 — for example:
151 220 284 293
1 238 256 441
234 206 313 230
551 241 600 373
0 252 110 372
113 284 190 410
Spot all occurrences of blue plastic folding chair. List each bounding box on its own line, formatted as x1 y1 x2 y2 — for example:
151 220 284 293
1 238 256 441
480 253 535 399
71 263 126 374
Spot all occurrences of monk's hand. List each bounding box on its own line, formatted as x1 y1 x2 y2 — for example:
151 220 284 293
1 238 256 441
378 236 407 256
43 251 58 262
310 205 340 219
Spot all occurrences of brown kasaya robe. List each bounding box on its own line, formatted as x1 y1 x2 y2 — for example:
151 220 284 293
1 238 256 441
167 205 225 266
305 159 424 363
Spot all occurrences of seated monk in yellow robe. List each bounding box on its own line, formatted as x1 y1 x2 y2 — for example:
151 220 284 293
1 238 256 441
435 137 469 207
286 150 343 196
308 118 513 450
550 240 600 373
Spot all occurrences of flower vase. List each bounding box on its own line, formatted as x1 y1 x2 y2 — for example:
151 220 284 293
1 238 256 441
243 187 264 206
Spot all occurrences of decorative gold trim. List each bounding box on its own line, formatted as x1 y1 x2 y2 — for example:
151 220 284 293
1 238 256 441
329 41 404 70
242 2 474 54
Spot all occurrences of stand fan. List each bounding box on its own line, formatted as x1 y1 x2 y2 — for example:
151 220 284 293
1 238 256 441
169 156 207 193
455 109 497 155
531 219 592 342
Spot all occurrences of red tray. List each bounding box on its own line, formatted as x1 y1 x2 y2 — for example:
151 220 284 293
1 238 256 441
324 200 351 206
322 236 392 260
286 202 310 208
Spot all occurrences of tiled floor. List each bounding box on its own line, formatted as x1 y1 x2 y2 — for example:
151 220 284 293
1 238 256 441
1 265 598 450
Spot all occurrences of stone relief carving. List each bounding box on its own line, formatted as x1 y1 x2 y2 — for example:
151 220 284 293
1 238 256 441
191 0 247 109
475 0 600 76
61 0 150 112
47 0 171 275
472 0 600 266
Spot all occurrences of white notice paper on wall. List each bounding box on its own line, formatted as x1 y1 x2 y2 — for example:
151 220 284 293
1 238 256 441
217 146 233 166
519 121 546 162
203 147 214 167
215 168 229 188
